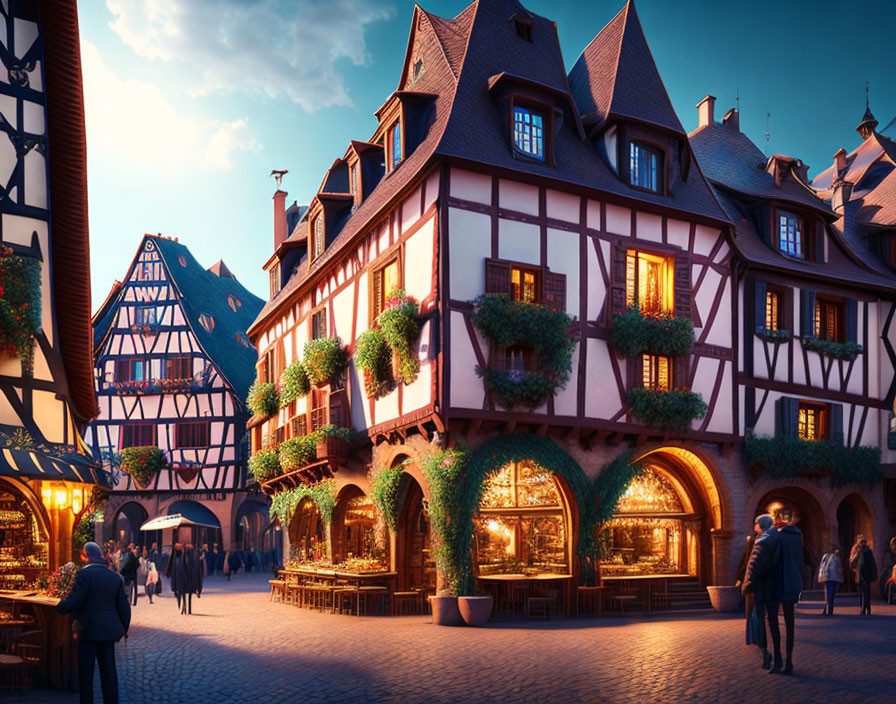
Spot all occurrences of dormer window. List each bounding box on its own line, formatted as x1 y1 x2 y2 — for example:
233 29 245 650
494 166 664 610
512 15 533 42
269 262 281 298
512 106 544 161
412 58 425 83
312 215 324 260
388 122 402 172
778 210 803 258
629 141 661 192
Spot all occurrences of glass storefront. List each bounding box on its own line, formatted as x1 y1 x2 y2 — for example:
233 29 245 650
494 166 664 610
0 481 50 589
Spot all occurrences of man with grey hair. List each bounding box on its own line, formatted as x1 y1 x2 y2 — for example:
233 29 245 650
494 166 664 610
741 514 780 670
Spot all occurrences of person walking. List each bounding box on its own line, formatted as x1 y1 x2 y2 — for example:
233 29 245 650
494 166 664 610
741 514 780 670
56 542 130 704
181 544 203 614
166 543 186 612
119 544 139 606
818 546 844 615
768 508 803 675
227 547 242 580
879 536 896 600
848 533 865 591
205 542 217 577
145 560 159 604
215 543 225 575
856 539 878 615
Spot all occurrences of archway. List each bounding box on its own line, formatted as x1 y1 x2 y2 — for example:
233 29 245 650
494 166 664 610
234 498 269 552
0 478 51 585
288 498 325 562
836 493 874 592
754 487 826 590
395 472 435 591
332 484 382 568
112 501 149 548
167 500 221 548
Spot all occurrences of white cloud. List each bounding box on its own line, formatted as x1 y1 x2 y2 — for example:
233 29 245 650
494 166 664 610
105 0 395 112
81 40 260 172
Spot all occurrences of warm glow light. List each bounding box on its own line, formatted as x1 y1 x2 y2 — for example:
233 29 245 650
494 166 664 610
71 490 83 514
487 520 501 533
41 487 52 506
54 489 68 509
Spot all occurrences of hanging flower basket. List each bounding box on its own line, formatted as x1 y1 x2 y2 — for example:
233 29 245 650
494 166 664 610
119 446 167 488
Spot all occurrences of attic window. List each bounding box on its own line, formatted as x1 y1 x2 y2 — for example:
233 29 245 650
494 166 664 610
777 210 804 259
178 255 187 267
198 313 215 333
512 106 544 161
227 294 242 312
412 58 425 84
387 121 402 172
312 215 324 260
629 142 661 193
513 16 533 42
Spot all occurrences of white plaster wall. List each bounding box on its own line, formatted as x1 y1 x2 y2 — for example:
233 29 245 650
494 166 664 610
546 228 579 318
424 171 439 210
667 219 690 250
331 285 354 343
450 168 491 205
585 341 621 419
498 179 538 216
636 212 662 243
449 311 483 409
706 363 733 434
402 364 432 414
401 185 422 233
553 346 578 417
498 218 539 266
448 207 489 301
586 199 602 231
693 226 719 257
404 217 435 302
605 205 630 236
545 189 579 223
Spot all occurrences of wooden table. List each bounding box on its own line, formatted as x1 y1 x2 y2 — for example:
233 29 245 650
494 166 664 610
477 574 574 616
0 592 75 690
279 568 398 613
601 574 690 613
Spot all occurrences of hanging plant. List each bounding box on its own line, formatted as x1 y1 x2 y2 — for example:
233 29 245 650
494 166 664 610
611 306 694 358
303 337 348 386
269 479 338 524
471 294 575 409
377 288 421 384
369 462 405 531
755 326 791 342
279 361 310 406
0 246 41 363
277 425 353 474
247 382 280 417
627 387 707 430
355 328 394 399
119 446 166 487
800 336 863 362
744 433 881 486
249 449 281 482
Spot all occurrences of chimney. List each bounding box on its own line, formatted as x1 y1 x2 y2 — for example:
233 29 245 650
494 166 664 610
273 189 287 249
831 179 854 214
722 108 739 132
697 95 716 129
833 148 847 173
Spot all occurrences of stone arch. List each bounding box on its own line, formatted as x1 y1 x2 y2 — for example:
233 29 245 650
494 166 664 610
0 477 54 568
111 501 150 547
834 491 874 555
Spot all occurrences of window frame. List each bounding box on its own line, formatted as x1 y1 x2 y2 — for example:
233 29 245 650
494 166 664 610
389 121 403 171
510 264 541 304
120 423 156 449
311 308 327 340
134 305 157 327
641 354 672 391
625 249 675 316
765 284 787 332
776 208 805 259
628 141 663 194
310 212 325 262
510 99 551 164
797 401 828 442
166 356 192 380
175 421 210 449
814 294 845 342
269 262 281 298
368 249 404 326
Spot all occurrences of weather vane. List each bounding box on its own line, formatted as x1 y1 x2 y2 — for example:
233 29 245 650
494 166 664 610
270 169 288 190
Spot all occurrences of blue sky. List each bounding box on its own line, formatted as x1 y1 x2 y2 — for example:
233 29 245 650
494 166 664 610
79 0 895 307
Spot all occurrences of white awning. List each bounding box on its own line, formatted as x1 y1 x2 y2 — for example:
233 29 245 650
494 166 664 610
140 513 219 531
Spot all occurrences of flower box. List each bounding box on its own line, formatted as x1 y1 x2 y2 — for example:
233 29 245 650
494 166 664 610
316 435 348 464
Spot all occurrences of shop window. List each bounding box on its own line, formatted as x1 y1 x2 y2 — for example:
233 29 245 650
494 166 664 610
134 305 157 327
175 422 210 449
798 402 827 441
629 142 661 192
311 309 327 340
269 263 281 298
338 494 384 567
600 466 688 577
166 356 192 380
642 354 671 391
814 295 843 342
371 257 401 322
778 210 804 258
512 106 544 161
289 498 326 562
120 423 156 448
475 461 568 576
312 215 324 261
625 250 674 315
0 484 49 587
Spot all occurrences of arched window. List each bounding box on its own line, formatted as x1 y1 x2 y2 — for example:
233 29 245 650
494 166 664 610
289 498 326 563
474 461 568 575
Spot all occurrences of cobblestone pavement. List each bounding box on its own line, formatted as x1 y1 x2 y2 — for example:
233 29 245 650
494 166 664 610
14 573 896 704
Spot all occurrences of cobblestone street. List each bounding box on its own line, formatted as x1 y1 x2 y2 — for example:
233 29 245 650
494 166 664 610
17 573 896 704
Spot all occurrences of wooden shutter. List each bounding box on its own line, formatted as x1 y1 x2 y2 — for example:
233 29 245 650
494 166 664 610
673 355 689 391
542 271 567 311
829 403 844 444
753 278 767 330
673 253 692 319
799 289 816 337
484 259 512 295
776 397 799 437
609 245 627 317
845 299 858 344
626 355 642 392
813 221 825 263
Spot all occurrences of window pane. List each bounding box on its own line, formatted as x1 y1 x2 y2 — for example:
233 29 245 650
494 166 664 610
778 211 803 258
513 106 544 160
630 143 658 192
383 260 400 298
765 291 779 330
391 123 402 169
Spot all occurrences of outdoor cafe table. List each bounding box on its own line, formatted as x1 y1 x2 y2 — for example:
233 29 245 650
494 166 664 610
476 573 574 616
600 573 690 612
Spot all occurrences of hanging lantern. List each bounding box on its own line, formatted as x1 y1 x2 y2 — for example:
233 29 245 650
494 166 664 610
71 488 83 514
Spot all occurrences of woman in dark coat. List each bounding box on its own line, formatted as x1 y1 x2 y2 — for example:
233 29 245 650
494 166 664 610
165 543 187 612
180 545 203 614
856 539 878 615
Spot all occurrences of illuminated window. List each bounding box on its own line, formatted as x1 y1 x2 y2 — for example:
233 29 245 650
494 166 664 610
513 106 544 161
510 265 539 303
766 289 780 330
642 355 671 391
778 210 803 258
475 461 568 576
630 142 660 192
371 258 401 321
814 296 843 341
625 250 674 315
312 216 324 260
798 402 827 441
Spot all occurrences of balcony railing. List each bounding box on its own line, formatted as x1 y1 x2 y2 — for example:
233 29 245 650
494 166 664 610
97 376 211 395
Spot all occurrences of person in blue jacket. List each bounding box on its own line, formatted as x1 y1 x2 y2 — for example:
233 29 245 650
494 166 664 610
768 508 803 675
741 514 780 670
57 542 131 704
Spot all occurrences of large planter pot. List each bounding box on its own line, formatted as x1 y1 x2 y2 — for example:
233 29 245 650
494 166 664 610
430 595 463 626
707 585 743 613
458 595 493 626
316 436 348 464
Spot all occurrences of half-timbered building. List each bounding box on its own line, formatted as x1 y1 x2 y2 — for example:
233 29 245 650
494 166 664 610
248 0 895 608
87 236 269 552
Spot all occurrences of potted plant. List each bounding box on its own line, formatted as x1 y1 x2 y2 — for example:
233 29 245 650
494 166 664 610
315 425 352 464
707 585 743 613
119 446 166 489
430 589 464 626
457 593 493 626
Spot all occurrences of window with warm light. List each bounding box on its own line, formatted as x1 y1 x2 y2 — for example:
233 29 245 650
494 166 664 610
512 106 544 161
312 215 324 260
626 250 674 315
778 210 803 258
814 296 843 341
629 142 660 192
510 265 540 303
474 461 568 575
371 257 401 321
642 354 671 391
766 288 782 330
798 402 827 441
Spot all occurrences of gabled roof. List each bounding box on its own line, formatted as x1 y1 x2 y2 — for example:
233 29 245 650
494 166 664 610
92 280 122 351
568 0 684 135
207 259 235 278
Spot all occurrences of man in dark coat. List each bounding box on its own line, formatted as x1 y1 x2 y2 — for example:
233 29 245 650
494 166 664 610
166 543 186 611
205 542 217 577
856 539 878 615
227 547 242 579
741 514 780 670
118 543 139 606
215 544 225 575
182 545 203 614
57 542 131 704
768 508 803 675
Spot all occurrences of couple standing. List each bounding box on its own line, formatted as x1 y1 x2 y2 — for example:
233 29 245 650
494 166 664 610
741 509 804 675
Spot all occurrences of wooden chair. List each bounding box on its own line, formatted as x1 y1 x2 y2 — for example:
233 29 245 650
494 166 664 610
332 587 360 615
576 586 605 617
391 590 425 615
610 589 646 615
0 630 43 692
268 579 286 602
526 596 555 620
358 586 389 616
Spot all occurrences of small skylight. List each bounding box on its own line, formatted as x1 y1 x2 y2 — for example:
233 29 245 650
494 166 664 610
178 255 187 267
198 313 215 333
227 294 242 312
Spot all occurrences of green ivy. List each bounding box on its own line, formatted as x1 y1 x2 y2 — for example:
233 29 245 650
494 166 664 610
269 479 337 524
370 462 405 531
303 337 348 386
279 362 310 406
471 294 575 409
800 336 863 361
72 512 98 562
628 388 707 430
611 306 694 358
278 425 353 474
355 328 394 399
378 289 421 385
744 433 881 486
247 382 279 417
0 246 41 363
249 449 281 482
119 446 166 487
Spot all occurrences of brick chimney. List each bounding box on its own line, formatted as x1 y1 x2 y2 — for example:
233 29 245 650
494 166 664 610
833 148 847 174
697 95 716 129
273 189 287 249
722 108 739 132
